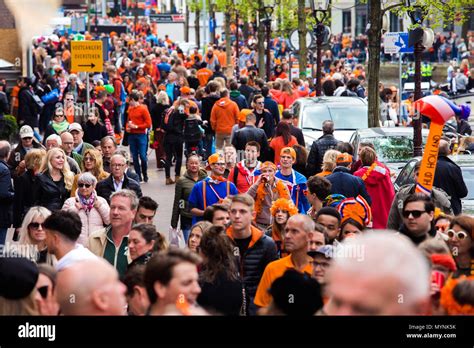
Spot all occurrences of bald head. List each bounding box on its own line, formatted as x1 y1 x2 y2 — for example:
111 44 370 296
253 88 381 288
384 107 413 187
322 120 334 135
438 139 450 156
56 259 127 315
60 132 74 155
287 214 316 234
0 140 11 160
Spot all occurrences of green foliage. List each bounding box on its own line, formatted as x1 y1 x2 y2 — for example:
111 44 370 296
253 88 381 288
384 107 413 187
0 115 19 143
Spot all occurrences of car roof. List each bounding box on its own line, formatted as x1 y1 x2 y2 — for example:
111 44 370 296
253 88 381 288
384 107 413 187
355 127 430 137
296 96 367 106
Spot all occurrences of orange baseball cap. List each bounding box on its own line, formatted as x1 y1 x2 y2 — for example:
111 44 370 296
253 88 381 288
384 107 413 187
336 153 353 165
180 86 191 94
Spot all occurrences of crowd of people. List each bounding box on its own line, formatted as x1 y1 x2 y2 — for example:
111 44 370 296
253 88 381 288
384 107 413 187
0 24 473 317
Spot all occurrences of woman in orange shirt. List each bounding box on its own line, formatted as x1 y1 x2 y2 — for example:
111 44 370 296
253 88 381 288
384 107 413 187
270 122 297 164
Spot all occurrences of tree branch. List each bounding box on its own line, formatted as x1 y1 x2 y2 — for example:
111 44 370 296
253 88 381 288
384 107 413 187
382 1 405 14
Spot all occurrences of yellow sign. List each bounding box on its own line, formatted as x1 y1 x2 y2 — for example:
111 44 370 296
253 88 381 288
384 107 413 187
71 41 103 73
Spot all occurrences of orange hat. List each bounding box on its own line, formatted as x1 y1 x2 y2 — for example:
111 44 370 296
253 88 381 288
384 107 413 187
207 153 225 166
260 161 277 171
336 153 353 165
180 86 191 94
158 84 166 91
270 198 298 217
280 147 296 160
238 109 253 123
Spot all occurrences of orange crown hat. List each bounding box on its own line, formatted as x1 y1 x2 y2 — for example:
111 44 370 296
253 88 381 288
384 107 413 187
337 196 372 227
270 198 298 217
260 161 277 171
440 276 474 315
238 109 253 123
180 86 191 94
207 153 225 166
280 147 296 160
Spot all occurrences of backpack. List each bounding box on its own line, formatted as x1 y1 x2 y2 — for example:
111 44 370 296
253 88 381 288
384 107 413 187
161 107 175 133
184 117 203 143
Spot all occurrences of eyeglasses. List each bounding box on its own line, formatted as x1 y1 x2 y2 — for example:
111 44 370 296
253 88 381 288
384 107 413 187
446 229 468 240
29 222 43 230
78 183 92 188
83 157 94 162
312 261 331 269
37 285 49 299
111 163 125 168
402 210 426 219
54 114 65 118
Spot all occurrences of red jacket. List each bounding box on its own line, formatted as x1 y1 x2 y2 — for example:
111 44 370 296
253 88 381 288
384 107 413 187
269 88 309 109
228 161 261 193
354 162 394 229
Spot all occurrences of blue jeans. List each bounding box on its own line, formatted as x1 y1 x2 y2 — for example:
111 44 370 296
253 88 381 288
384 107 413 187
128 133 148 181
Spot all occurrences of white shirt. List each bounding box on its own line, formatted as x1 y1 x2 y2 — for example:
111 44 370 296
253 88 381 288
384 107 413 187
113 176 125 192
56 244 98 271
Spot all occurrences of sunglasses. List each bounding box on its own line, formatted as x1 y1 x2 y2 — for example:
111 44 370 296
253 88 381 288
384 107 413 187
23 137 33 140
29 222 43 230
446 229 468 240
37 285 49 299
83 157 94 162
213 162 226 166
78 183 92 188
402 210 426 219
256 101 264 105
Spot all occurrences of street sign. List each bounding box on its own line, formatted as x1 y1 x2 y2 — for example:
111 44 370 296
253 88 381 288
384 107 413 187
71 41 103 73
383 32 414 54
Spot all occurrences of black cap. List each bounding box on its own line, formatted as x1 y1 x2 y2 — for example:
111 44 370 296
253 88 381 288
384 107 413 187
269 269 323 316
0 257 39 300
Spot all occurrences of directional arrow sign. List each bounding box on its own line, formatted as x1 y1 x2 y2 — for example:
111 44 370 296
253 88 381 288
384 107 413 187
71 41 103 73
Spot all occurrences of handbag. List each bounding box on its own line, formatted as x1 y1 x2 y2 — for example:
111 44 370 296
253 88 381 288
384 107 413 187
168 226 186 248
41 88 60 104
31 93 45 110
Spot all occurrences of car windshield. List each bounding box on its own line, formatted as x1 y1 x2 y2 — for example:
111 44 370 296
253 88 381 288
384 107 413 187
461 167 474 200
364 136 420 163
302 105 368 130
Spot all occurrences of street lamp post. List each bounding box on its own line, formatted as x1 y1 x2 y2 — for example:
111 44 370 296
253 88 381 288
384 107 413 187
262 5 274 81
407 4 427 157
234 2 240 78
309 0 329 96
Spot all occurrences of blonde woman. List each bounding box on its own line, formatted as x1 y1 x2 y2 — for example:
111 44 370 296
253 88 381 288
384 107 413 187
17 206 55 266
317 149 341 177
70 148 109 196
34 148 74 211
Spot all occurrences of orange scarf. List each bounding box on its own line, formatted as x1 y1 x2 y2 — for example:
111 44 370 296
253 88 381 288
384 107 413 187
254 180 290 219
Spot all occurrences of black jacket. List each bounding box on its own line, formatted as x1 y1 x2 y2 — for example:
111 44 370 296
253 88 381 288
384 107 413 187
399 223 437 246
13 170 38 228
201 94 220 134
306 134 340 176
230 91 248 110
198 271 244 316
7 141 45 178
18 86 40 128
83 121 108 144
34 172 69 211
238 85 255 105
0 160 14 228
229 228 278 315
290 124 305 147
264 96 280 132
161 108 187 140
254 109 275 139
96 175 142 204
232 125 269 161
150 103 169 130
326 167 372 205
433 156 468 215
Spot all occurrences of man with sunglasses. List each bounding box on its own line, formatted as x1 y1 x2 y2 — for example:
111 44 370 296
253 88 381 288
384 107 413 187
188 153 238 225
251 94 274 139
399 193 440 246
7 125 44 179
63 92 84 124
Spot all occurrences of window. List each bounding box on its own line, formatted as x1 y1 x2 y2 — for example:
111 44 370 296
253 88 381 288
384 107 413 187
343 11 352 33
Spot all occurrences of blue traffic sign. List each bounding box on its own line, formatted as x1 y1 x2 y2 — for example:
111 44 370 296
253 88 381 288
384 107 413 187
384 32 414 54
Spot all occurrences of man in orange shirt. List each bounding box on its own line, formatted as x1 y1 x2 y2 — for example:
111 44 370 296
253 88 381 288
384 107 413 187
254 214 314 309
126 91 152 183
196 62 213 87
210 89 239 149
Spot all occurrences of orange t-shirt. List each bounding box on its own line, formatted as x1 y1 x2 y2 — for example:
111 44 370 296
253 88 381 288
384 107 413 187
11 85 20 108
197 68 213 87
254 255 313 308
270 135 298 164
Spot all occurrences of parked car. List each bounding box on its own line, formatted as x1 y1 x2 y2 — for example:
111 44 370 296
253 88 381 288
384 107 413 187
291 96 368 149
350 127 429 176
393 155 474 216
